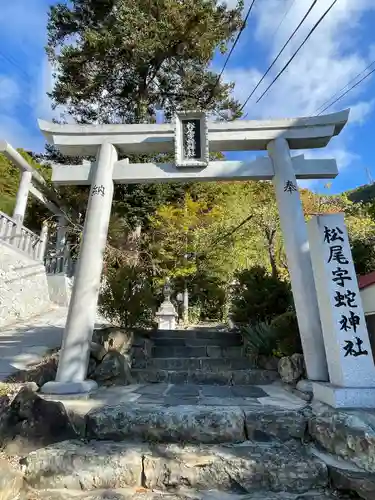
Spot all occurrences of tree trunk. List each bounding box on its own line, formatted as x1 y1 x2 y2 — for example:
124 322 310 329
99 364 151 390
265 228 278 279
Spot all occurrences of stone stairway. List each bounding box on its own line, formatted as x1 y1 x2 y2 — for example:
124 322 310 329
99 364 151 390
22 383 341 499
16 327 351 499
131 328 279 385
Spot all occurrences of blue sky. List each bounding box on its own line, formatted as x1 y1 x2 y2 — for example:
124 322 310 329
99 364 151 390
0 0 374 195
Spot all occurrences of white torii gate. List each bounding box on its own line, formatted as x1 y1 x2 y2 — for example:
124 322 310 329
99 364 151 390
39 110 349 396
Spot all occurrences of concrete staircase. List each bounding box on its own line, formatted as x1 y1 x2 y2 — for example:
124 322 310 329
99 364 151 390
131 328 279 385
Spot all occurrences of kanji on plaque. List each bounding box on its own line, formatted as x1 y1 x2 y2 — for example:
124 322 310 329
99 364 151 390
323 226 344 243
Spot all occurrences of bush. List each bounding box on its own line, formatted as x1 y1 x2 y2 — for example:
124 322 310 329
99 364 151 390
172 272 228 322
270 311 302 356
230 266 292 325
99 265 158 329
241 311 302 358
241 321 279 358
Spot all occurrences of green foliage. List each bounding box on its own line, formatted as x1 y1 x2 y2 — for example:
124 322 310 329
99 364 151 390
270 310 302 356
241 310 302 359
347 183 375 204
230 266 292 325
173 271 228 321
241 321 279 358
98 265 158 329
47 0 244 123
351 239 375 275
188 303 202 325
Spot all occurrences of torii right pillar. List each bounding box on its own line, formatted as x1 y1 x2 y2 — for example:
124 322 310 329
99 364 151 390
268 137 329 382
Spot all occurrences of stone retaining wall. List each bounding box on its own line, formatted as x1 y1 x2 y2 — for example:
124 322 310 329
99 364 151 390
0 241 52 327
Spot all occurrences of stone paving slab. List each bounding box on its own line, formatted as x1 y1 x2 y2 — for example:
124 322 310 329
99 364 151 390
0 307 108 381
42 382 307 422
0 307 68 380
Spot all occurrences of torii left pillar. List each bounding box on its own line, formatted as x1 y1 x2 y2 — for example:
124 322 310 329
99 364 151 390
41 142 117 395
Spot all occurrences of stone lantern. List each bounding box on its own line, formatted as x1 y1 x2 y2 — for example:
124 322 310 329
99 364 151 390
155 278 178 330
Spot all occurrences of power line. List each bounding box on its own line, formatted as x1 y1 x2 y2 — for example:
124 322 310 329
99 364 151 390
272 0 298 39
239 0 318 111
252 0 339 106
210 213 254 247
206 0 257 106
317 66 375 115
0 50 31 82
315 59 375 114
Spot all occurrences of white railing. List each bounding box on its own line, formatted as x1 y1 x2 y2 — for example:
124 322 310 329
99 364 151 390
44 253 76 277
0 211 45 261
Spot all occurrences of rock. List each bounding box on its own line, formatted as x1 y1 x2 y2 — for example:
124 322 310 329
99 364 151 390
90 342 107 362
91 352 133 386
7 351 59 386
0 458 25 499
22 440 146 490
93 327 134 356
296 379 313 394
329 466 375 500
87 404 246 443
308 402 375 473
244 407 307 441
258 355 279 371
87 357 98 377
278 354 305 385
23 439 328 493
2 386 77 453
23 490 342 500
33 490 203 500
282 383 312 403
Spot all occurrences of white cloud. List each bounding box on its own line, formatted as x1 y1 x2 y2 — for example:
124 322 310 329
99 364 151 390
348 99 375 125
0 0 55 151
0 76 20 112
222 0 375 181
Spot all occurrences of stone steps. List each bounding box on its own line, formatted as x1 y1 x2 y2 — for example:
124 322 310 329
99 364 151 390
31 489 341 500
85 402 306 443
131 368 278 385
153 336 243 347
133 357 253 371
152 345 245 358
23 439 328 493
150 330 242 342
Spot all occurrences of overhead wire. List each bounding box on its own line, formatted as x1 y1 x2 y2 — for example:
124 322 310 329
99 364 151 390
315 59 375 114
240 0 318 110
317 66 375 115
272 0 298 39
240 0 339 111
206 0 257 106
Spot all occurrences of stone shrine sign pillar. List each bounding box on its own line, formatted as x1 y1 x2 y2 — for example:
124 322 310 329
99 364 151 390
308 213 375 408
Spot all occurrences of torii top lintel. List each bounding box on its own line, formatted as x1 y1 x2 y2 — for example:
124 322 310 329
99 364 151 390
38 109 349 157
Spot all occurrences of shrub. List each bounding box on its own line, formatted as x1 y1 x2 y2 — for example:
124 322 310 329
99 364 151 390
99 265 157 329
241 311 302 359
172 272 228 322
241 321 279 358
230 266 292 325
270 310 302 356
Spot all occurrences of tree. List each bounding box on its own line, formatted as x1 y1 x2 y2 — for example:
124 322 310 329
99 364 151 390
45 0 246 263
47 0 244 124
148 193 222 279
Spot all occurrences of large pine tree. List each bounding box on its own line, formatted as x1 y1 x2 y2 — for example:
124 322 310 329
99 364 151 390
47 0 244 124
